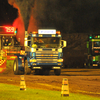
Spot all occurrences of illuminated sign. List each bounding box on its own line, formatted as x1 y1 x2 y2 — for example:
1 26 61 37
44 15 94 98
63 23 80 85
5 27 14 32
38 29 56 34
91 39 100 41
0 26 17 35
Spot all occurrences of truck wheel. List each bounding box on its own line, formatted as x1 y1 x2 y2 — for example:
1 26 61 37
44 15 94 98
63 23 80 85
54 69 61 75
24 59 31 75
13 59 19 75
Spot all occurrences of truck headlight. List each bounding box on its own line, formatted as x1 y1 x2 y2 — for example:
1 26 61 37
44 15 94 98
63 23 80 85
30 59 36 62
58 48 62 52
58 59 63 62
31 48 36 52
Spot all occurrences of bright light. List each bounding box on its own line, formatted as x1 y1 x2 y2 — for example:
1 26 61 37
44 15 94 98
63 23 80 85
56 31 60 34
20 50 25 55
32 31 37 34
98 35 100 38
38 29 56 34
93 56 95 61
89 36 92 39
5 27 14 32
30 59 36 62
52 67 61 69
15 31 17 34
33 67 41 69
58 59 63 62
50 54 53 56
31 48 36 52
32 34 36 37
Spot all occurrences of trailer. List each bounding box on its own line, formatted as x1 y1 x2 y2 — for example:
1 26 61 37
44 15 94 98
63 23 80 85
13 29 66 75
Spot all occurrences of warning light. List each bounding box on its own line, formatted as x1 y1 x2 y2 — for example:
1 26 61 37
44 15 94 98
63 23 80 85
56 31 60 35
89 36 92 39
95 36 98 38
15 30 17 34
98 35 100 38
32 31 37 34
93 56 96 61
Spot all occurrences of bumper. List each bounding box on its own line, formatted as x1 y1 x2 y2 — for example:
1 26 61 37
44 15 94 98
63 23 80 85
32 65 62 70
92 61 100 66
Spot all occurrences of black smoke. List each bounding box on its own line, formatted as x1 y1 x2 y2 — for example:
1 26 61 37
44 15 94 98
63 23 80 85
8 0 35 31
33 0 100 33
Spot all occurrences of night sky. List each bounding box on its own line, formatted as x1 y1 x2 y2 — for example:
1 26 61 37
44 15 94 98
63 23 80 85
0 0 100 33
0 0 18 26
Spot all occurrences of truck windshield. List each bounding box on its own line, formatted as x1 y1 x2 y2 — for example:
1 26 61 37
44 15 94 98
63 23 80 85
2 37 13 46
93 42 100 47
32 37 60 48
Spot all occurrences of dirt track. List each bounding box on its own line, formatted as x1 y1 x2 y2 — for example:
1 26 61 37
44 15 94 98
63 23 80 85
0 69 100 98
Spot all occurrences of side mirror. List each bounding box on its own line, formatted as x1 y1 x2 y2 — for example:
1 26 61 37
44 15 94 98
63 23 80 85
61 40 67 48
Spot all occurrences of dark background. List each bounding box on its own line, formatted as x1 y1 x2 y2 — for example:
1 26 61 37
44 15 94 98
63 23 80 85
0 0 18 26
0 0 100 33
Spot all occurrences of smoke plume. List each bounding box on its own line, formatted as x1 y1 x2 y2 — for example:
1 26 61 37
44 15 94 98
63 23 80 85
8 0 100 34
8 0 37 46
32 0 100 33
8 0 35 31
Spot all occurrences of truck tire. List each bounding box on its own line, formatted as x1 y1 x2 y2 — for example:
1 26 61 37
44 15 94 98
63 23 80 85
13 58 19 75
24 59 31 75
54 69 61 75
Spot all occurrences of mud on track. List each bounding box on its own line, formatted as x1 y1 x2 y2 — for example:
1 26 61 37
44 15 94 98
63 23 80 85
0 69 100 98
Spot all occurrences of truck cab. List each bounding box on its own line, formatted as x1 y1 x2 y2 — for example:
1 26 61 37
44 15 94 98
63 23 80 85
0 26 21 57
24 29 66 75
0 26 19 73
84 34 100 68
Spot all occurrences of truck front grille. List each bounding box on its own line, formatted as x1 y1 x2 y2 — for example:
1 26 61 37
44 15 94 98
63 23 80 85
36 51 58 63
36 59 57 63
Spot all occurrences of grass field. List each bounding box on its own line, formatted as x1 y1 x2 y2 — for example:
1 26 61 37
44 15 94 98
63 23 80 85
0 83 99 100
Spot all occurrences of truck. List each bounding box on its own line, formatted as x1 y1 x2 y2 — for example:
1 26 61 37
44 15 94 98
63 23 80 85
0 26 20 73
84 34 100 68
13 29 66 75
